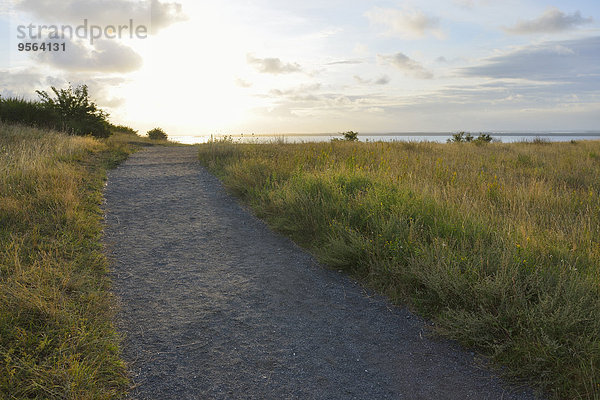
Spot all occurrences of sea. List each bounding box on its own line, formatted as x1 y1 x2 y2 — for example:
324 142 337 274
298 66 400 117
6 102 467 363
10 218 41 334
171 132 600 145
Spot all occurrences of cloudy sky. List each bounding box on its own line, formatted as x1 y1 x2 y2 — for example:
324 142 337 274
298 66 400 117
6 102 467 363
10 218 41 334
1 0 599 136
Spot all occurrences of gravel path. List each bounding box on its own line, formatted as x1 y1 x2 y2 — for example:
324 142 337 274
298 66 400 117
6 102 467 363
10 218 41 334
103 146 540 400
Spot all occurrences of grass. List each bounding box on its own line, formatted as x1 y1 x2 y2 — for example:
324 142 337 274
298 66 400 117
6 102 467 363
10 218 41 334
0 122 171 399
198 139 600 399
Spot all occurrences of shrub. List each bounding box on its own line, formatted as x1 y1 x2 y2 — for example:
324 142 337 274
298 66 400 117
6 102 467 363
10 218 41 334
147 127 168 140
0 85 112 138
110 124 138 135
448 132 494 143
448 132 473 143
0 96 61 129
342 131 359 141
473 133 493 144
36 84 111 138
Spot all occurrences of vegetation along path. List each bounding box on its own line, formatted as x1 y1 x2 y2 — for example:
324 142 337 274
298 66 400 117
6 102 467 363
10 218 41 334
103 146 539 399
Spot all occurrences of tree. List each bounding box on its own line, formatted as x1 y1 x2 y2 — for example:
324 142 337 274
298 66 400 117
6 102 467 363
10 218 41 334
147 127 168 140
36 84 111 138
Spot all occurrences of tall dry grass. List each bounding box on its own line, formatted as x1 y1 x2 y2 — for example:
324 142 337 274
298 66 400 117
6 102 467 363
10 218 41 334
199 139 600 399
0 122 131 399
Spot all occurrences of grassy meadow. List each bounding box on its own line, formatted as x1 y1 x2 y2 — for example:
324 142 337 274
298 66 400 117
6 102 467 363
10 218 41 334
0 122 169 399
198 138 600 399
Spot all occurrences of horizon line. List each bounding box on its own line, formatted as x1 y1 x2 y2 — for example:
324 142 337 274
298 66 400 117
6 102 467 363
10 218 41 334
172 131 600 138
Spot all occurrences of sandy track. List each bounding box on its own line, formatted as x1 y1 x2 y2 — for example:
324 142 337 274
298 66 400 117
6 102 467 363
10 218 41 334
103 146 539 399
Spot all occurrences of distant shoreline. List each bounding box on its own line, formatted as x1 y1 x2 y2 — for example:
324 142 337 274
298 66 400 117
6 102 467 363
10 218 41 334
171 132 600 144
177 131 600 138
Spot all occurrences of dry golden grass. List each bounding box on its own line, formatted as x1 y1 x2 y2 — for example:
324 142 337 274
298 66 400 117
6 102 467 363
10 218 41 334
199 139 600 399
0 123 149 399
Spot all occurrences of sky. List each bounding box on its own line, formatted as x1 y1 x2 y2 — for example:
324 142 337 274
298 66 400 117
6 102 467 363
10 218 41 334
1 0 599 136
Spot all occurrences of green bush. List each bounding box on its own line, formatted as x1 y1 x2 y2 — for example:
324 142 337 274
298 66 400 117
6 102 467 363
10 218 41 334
448 132 473 143
0 97 61 129
110 124 138 135
36 84 111 138
343 131 358 141
147 127 168 140
1 85 112 138
474 133 493 143
448 132 493 143
332 131 359 142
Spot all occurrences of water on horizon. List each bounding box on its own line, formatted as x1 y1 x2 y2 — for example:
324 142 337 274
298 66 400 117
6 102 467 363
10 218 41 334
171 132 600 145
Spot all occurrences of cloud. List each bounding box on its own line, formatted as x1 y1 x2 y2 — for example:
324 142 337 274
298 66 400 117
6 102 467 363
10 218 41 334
378 52 433 79
78 76 127 108
365 7 444 39
352 75 391 85
325 59 363 65
423 76 599 120
35 38 143 73
148 0 187 32
0 70 49 98
461 36 600 81
257 84 388 117
246 54 302 74
274 83 322 94
15 0 187 34
353 75 370 84
267 83 321 101
375 75 390 85
252 104 300 119
0 70 126 108
235 78 252 88
504 8 593 34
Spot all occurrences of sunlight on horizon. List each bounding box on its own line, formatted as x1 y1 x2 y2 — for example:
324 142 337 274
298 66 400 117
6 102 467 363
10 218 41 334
1 0 599 136
117 2 259 133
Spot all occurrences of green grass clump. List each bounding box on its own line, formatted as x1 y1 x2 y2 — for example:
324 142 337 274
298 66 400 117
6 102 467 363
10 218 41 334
0 122 153 399
198 139 600 399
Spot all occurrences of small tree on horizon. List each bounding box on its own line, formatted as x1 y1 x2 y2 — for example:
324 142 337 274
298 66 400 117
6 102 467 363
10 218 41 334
342 131 358 141
147 127 168 140
448 132 493 143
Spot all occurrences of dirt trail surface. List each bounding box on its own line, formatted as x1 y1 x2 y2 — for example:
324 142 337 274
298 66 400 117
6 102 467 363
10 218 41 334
103 146 539 400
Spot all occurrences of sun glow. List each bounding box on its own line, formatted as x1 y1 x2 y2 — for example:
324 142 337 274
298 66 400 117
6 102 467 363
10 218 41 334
3 0 598 136
117 2 261 134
